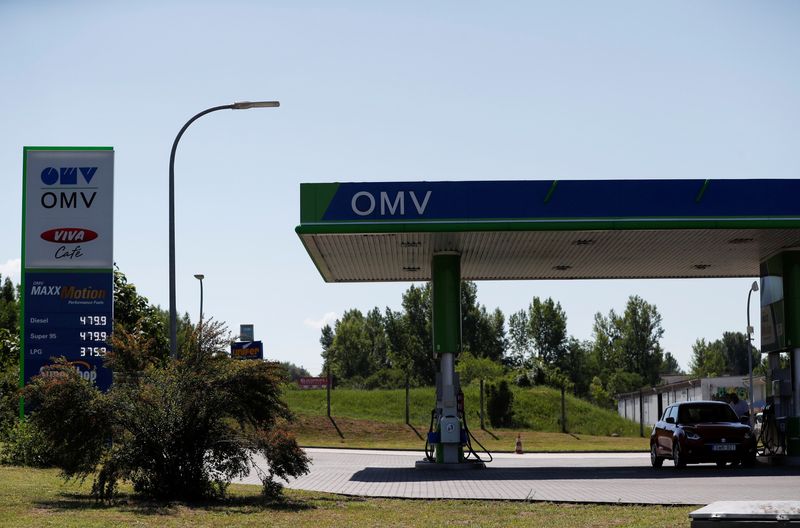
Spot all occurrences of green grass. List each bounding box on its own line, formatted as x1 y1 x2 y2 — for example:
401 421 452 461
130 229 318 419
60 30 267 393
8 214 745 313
0 466 693 527
285 384 640 439
287 414 648 452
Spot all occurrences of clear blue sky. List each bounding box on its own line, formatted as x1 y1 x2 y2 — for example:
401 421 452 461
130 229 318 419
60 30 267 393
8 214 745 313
2 1 798 375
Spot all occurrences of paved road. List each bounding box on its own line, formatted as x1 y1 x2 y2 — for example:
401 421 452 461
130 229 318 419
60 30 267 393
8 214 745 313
238 448 800 505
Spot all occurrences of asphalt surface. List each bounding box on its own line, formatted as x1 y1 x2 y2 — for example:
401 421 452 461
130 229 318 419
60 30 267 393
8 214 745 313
238 448 800 505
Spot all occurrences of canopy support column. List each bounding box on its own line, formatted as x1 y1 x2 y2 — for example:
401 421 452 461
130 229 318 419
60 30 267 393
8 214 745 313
432 253 462 464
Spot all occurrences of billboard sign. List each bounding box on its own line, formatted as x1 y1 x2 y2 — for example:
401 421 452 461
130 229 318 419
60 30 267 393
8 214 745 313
239 324 254 342
298 377 328 390
24 149 114 269
231 341 263 360
21 147 114 401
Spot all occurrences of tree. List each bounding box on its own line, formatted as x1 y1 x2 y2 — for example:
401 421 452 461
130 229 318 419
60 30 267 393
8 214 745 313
330 310 372 381
400 284 436 384
720 331 757 376
617 296 664 385
456 351 504 385
660 351 684 375
278 361 311 382
0 276 18 334
562 338 591 396
319 324 334 377
384 308 425 385
113 268 169 364
506 309 532 368
486 380 514 427
365 307 390 371
0 275 19 433
24 320 309 500
461 282 506 361
689 338 727 377
529 297 568 367
591 296 664 386
590 376 612 408
606 369 644 396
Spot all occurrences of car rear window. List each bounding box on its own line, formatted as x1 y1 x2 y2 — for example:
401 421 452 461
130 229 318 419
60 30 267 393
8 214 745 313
678 404 738 424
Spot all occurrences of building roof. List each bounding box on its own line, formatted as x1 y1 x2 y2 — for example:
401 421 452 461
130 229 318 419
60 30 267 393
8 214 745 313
616 375 766 399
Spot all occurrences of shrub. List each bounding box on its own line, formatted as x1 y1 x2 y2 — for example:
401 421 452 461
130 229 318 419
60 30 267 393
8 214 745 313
515 372 531 387
364 368 407 390
0 328 19 434
23 321 309 501
456 351 504 385
0 420 55 467
486 380 514 427
338 375 366 390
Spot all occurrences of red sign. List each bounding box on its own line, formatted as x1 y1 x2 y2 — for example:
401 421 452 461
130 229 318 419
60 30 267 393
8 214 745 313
40 227 98 243
298 377 328 389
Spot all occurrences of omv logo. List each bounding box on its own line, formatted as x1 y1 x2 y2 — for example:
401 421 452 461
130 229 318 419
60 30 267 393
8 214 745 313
41 167 97 185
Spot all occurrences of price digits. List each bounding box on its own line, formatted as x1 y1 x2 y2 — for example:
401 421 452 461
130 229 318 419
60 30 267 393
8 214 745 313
79 331 108 341
79 315 108 326
80 346 107 357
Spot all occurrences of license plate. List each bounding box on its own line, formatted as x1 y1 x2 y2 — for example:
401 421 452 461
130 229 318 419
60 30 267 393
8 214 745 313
711 444 736 452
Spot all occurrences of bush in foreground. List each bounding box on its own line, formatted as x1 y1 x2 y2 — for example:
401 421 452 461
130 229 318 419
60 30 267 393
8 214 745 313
23 321 309 501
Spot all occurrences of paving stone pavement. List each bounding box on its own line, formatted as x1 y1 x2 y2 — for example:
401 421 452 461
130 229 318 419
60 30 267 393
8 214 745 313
237 448 800 505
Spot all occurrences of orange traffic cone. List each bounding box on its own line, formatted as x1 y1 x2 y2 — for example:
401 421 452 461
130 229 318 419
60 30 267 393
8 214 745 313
515 434 523 454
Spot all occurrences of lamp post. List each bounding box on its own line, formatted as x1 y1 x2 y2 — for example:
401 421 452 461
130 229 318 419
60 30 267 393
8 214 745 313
194 273 205 335
169 101 279 358
747 280 759 425
194 274 204 354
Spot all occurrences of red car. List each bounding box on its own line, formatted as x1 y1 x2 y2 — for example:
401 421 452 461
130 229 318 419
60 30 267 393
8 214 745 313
650 401 756 468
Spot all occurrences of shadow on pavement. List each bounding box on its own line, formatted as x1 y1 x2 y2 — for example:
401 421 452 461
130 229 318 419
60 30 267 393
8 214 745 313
349 464 800 483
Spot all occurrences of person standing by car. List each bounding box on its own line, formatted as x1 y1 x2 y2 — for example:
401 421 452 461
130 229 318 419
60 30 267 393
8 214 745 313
729 393 749 419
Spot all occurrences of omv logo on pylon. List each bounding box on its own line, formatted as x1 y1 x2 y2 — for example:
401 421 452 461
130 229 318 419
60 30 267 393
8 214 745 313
40 166 97 185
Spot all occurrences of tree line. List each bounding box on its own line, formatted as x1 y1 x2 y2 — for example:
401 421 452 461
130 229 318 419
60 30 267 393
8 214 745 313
0 270 311 433
320 281 762 407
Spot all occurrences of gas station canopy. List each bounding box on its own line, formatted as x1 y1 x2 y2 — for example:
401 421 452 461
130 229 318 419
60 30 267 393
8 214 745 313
296 180 800 282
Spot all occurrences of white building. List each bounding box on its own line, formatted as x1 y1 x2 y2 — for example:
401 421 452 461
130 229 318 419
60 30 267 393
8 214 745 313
617 375 766 427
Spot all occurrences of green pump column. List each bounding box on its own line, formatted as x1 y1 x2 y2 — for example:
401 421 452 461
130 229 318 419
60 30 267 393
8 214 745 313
780 253 800 455
432 253 462 464
763 251 800 456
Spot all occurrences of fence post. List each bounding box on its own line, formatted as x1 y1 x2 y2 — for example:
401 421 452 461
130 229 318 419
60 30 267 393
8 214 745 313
405 375 410 425
639 389 644 438
480 378 485 429
326 365 331 418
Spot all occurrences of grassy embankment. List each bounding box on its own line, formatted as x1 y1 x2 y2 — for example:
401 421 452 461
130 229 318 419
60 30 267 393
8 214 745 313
0 466 693 527
284 385 648 452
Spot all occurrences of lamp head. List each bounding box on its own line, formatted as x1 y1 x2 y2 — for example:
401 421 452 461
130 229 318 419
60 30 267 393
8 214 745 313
232 101 280 109
194 274 205 281
751 281 759 292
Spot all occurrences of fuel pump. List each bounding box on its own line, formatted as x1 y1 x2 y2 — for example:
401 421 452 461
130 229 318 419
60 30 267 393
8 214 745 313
417 253 489 469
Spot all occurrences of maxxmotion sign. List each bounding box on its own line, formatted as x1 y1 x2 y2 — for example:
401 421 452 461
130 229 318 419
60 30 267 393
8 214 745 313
24 149 113 269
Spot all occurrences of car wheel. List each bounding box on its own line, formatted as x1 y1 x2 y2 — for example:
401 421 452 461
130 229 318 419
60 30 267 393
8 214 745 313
741 454 756 467
650 444 663 468
673 443 686 468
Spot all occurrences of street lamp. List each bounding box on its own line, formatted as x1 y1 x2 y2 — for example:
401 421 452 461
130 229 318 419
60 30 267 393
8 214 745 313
169 101 279 358
194 273 205 325
747 280 759 425
194 274 204 353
